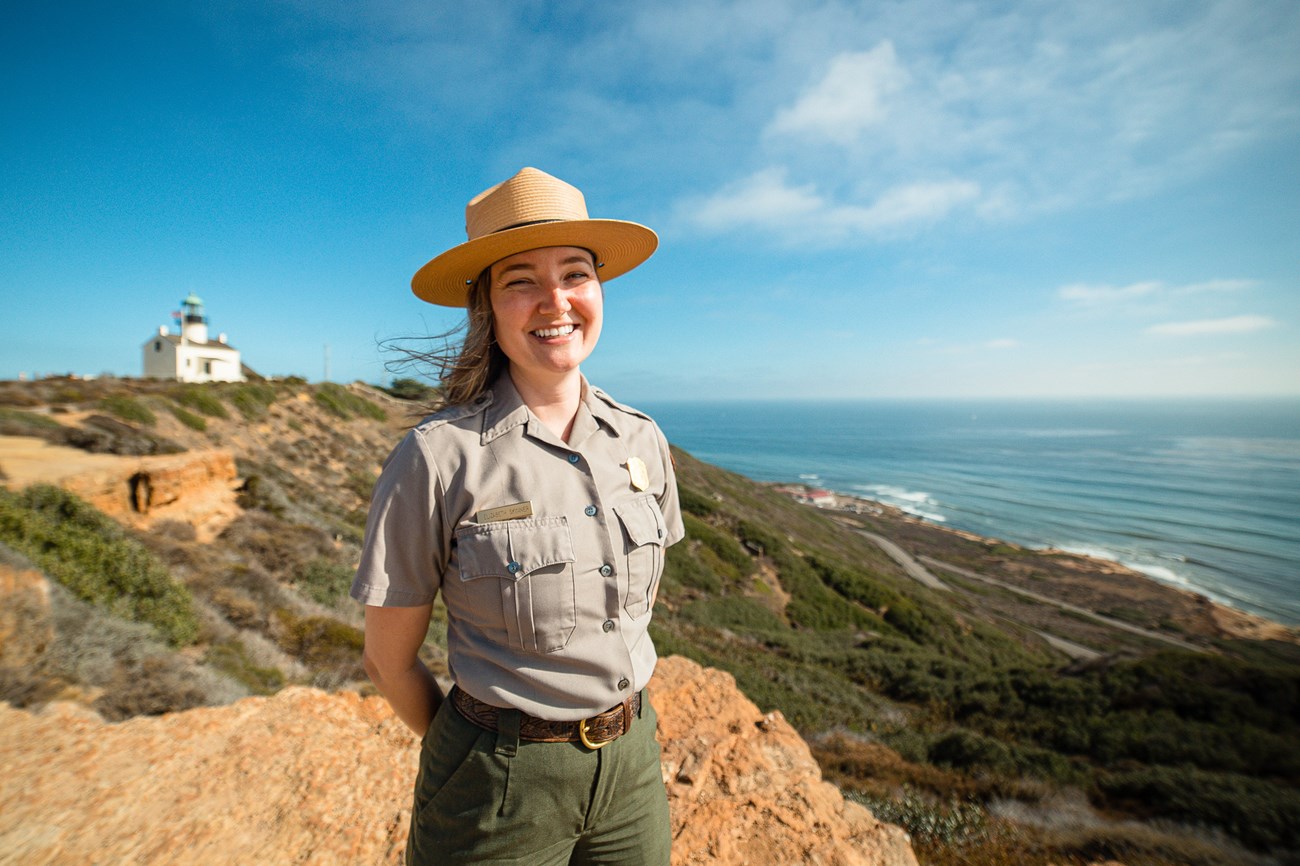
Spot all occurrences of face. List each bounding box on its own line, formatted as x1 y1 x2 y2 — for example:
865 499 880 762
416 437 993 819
489 246 603 387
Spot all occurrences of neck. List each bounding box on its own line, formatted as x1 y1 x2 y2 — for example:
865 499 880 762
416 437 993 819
508 367 583 443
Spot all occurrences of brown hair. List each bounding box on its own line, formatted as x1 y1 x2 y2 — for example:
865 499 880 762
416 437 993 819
383 268 504 412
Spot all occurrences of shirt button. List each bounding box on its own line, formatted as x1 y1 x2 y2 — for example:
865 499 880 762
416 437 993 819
507 561 521 574
584 505 597 517
568 454 580 464
602 619 615 633
599 564 613 577
617 678 630 690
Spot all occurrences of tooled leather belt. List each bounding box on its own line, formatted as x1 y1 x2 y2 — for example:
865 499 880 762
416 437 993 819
451 686 640 749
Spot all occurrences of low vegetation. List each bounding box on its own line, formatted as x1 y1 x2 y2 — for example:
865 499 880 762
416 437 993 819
1 376 1296 864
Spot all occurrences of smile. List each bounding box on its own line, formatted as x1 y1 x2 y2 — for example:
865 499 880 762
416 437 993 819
532 324 577 338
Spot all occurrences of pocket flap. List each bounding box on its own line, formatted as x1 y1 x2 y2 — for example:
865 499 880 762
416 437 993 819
457 517 574 580
614 495 666 548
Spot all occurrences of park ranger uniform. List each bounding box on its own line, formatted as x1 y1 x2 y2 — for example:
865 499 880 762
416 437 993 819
351 371 684 865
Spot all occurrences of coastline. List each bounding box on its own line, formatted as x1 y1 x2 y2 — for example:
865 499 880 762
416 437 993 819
771 482 1299 646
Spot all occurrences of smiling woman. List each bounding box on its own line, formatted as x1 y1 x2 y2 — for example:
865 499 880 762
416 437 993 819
351 167 684 866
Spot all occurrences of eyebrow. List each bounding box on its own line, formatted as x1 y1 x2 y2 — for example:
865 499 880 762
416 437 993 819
494 255 595 279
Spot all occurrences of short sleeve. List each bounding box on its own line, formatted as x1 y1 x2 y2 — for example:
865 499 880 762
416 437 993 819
350 429 447 606
653 423 686 548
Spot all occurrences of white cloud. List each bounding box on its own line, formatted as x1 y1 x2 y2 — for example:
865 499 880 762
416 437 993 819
1059 281 1163 304
1146 315 1278 336
687 169 978 241
1059 279 1258 306
984 338 1020 350
767 43 908 145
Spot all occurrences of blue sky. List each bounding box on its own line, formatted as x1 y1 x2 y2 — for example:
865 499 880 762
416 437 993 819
3 0 1298 400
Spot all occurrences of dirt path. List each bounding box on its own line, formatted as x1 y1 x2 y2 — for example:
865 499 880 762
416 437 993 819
921 555 1207 654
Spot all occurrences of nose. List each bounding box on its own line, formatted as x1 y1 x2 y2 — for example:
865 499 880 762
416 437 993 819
540 285 572 314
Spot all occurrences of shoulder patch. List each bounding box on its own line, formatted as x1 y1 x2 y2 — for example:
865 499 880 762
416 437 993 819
589 386 652 421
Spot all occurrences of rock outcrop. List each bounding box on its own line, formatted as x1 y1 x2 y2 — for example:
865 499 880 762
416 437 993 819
0 655 917 865
0 436 240 542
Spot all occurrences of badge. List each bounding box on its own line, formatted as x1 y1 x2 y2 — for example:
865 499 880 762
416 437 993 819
476 500 534 523
626 457 649 491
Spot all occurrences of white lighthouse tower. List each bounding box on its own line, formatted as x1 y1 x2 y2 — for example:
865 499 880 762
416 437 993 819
142 293 244 382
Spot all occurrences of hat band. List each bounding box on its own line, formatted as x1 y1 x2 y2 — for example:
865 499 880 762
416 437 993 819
489 217 565 234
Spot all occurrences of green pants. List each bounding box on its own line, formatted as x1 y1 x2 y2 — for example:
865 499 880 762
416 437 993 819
406 689 671 866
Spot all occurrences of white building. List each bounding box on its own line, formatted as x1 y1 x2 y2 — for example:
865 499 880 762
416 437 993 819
142 294 244 383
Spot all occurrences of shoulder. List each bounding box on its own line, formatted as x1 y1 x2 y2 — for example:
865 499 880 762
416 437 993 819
588 385 654 423
410 394 492 435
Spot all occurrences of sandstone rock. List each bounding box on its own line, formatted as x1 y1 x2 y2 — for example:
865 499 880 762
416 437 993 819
0 656 917 865
0 564 52 668
652 656 918 866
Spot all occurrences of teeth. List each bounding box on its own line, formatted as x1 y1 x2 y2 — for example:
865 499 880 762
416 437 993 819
532 325 575 338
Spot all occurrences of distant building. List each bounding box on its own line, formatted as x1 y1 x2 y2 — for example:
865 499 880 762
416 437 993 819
142 294 244 383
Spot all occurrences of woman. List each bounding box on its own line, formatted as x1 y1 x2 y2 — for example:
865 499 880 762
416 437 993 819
351 167 684 865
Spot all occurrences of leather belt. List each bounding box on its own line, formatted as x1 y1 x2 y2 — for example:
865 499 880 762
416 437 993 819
451 686 640 750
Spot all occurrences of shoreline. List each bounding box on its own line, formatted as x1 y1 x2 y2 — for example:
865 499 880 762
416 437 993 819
770 481 1299 645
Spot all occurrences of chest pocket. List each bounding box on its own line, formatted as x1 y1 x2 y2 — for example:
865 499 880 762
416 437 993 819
614 494 667 619
456 517 577 654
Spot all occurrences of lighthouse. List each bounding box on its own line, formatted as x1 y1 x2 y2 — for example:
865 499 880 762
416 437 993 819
179 293 210 344
141 294 245 383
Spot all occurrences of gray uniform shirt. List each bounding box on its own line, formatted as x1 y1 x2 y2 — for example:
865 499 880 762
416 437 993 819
351 373 685 721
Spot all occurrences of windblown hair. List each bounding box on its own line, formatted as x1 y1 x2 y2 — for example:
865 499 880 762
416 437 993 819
439 269 507 407
384 268 505 412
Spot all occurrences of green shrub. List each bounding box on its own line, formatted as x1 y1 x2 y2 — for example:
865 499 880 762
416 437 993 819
206 640 285 695
315 382 387 421
173 385 229 418
296 558 356 607
1095 765 1300 851
0 485 198 645
678 484 719 517
0 407 64 436
848 788 989 845
168 404 207 431
929 728 1017 775
682 596 786 633
228 383 278 418
99 395 156 425
383 378 436 401
274 609 365 678
661 543 723 593
685 514 752 577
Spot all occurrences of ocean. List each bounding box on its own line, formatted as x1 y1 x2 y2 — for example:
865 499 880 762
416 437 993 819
641 398 1300 627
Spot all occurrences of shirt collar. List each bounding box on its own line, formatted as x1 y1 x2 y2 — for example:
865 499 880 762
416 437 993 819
479 372 621 446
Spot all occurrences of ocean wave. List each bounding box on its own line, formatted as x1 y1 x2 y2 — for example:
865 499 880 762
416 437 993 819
1052 543 1206 595
854 484 948 523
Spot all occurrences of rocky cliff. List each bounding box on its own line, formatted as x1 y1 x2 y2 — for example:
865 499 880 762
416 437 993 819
0 654 918 866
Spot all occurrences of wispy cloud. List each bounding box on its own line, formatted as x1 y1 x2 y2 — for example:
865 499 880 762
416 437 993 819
1059 281 1163 304
984 338 1020 350
688 168 978 242
766 43 907 145
1146 315 1278 336
1059 279 1258 305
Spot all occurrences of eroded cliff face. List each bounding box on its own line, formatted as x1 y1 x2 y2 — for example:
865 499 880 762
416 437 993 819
0 655 917 866
0 437 241 542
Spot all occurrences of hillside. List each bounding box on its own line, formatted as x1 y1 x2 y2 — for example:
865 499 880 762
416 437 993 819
2 375 1298 866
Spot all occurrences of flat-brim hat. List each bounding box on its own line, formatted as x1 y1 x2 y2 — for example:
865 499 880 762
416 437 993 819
412 167 658 307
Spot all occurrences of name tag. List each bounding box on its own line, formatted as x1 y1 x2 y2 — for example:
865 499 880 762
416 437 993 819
476 500 534 523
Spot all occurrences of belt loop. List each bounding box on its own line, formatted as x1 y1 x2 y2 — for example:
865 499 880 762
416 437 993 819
495 708 520 757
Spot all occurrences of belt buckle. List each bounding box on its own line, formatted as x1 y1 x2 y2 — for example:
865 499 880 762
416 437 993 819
578 716 614 750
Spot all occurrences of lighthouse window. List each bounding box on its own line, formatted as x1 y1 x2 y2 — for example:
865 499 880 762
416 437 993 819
154 340 161 352
203 361 212 374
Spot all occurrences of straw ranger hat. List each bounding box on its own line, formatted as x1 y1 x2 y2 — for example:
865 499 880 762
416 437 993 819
412 167 659 307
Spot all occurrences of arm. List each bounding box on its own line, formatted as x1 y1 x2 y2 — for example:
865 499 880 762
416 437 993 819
363 603 444 736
